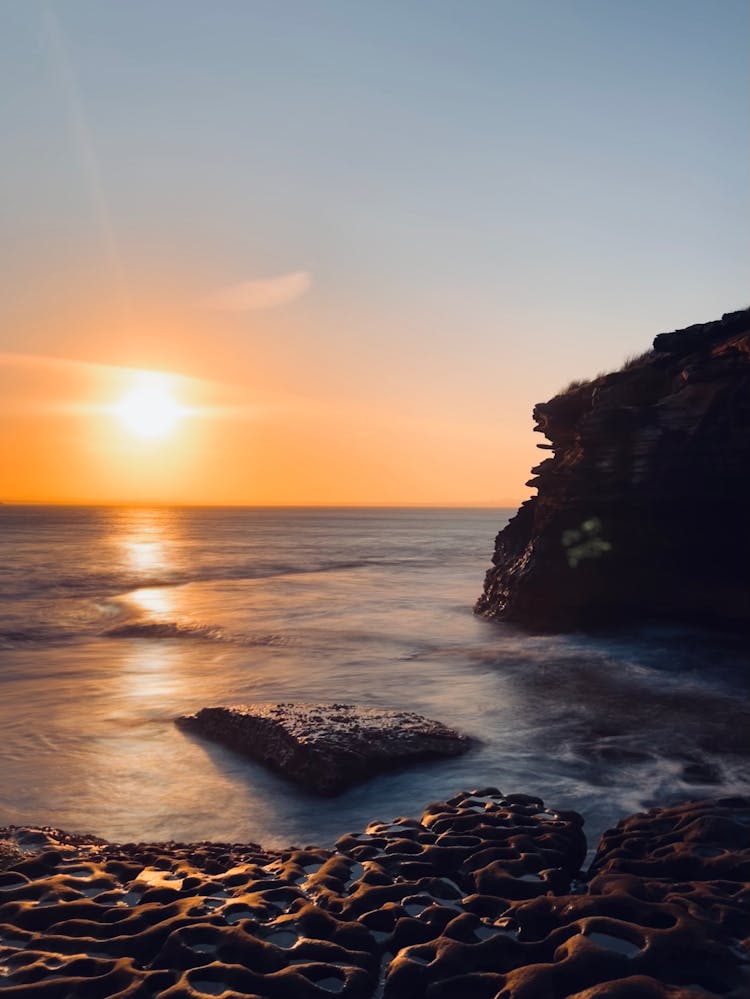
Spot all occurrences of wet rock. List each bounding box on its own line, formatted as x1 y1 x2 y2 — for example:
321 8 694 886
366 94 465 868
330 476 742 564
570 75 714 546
0 794 748 998
175 703 473 795
680 758 723 785
589 796 750 884
476 307 750 631
0 840 24 871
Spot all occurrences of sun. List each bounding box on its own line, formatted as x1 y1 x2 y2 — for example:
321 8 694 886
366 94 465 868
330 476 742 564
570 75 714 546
114 375 185 439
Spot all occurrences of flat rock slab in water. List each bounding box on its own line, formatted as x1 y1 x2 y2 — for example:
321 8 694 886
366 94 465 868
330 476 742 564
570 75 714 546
175 702 472 794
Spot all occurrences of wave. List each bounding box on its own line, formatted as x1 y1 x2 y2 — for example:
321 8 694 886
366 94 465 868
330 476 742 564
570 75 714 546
0 557 402 603
0 629 51 647
0 629 41 643
0 626 75 648
103 620 291 647
104 620 225 641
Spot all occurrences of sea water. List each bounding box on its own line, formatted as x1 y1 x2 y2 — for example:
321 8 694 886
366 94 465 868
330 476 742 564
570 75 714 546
1 505 748 849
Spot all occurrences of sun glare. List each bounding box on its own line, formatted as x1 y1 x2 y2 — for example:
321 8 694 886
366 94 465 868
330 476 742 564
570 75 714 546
114 376 184 439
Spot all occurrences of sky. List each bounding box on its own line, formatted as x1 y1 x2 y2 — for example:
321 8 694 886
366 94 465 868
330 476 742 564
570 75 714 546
1 0 747 505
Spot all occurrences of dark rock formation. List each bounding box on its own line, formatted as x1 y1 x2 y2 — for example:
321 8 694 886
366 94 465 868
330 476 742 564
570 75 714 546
176 703 472 795
0 839 24 871
2 793 748 997
476 307 750 630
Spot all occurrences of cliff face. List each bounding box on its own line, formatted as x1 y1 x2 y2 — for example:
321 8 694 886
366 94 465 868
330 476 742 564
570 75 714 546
476 307 750 630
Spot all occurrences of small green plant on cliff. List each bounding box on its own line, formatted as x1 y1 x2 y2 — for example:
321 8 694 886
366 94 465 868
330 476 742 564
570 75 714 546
562 517 612 568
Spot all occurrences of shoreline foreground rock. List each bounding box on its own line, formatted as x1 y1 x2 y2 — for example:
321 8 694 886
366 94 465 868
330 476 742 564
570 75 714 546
175 703 473 795
476 307 750 631
2 793 748 997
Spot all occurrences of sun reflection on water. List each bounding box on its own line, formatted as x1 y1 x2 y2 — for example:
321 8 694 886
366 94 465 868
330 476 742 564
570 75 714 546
128 586 174 617
118 642 184 702
107 507 182 584
124 539 166 573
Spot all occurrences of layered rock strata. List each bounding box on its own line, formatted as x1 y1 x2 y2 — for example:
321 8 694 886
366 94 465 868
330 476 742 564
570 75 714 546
476 307 750 630
1 793 748 997
176 704 472 795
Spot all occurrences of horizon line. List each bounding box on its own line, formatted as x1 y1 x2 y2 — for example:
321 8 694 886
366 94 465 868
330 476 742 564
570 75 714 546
0 499 525 510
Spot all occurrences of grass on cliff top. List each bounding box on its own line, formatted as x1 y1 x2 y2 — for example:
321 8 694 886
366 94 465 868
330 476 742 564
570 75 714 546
554 373 604 397
555 348 656 397
622 348 655 369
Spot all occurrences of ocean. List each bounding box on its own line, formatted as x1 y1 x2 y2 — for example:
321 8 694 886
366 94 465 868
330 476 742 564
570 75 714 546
1 505 748 851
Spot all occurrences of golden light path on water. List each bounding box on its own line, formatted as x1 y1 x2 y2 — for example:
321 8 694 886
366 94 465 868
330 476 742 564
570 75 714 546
129 587 174 618
123 543 168 576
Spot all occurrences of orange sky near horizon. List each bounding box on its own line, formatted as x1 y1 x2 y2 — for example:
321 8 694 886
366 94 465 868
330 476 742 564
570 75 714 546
0 348 536 507
0 253 549 507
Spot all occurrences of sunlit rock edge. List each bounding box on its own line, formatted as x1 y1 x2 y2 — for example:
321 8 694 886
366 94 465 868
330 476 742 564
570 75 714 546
1 793 749 997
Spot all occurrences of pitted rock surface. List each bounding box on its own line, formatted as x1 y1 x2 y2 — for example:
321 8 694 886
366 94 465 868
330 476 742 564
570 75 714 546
175 703 472 795
0 794 748 998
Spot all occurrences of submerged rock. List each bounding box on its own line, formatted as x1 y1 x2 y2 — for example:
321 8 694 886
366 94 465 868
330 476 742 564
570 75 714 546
476 307 750 631
175 702 472 794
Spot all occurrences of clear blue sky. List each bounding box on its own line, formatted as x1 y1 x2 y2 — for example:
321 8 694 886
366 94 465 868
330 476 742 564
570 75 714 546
1 0 748 503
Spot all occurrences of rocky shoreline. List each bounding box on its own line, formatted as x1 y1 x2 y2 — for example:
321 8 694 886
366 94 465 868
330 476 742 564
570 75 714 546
2 792 748 997
476 307 750 631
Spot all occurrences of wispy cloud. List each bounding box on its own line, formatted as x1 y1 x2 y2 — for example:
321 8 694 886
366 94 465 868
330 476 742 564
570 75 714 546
201 271 311 313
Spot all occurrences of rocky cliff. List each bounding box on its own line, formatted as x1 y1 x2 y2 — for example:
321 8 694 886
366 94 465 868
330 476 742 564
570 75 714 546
476 307 750 630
